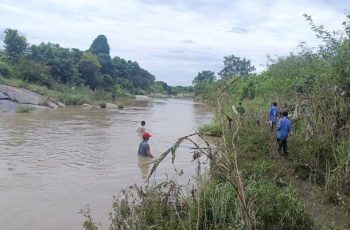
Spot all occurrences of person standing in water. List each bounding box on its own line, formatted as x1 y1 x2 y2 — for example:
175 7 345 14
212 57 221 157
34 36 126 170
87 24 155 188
138 132 154 158
268 102 279 132
137 121 146 139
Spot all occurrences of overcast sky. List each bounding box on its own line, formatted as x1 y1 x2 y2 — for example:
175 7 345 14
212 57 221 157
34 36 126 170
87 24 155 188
0 0 348 85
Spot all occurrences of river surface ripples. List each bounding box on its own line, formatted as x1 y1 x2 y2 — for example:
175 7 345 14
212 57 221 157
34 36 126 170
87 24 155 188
0 98 213 230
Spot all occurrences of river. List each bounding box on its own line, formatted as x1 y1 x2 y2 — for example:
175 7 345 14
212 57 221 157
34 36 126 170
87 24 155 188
0 98 213 230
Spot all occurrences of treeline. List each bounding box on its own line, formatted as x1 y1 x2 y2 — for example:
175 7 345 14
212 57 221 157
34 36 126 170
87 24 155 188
0 29 192 96
191 54 256 101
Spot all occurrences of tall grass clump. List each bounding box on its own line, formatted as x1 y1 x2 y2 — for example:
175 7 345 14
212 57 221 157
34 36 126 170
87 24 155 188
16 105 33 113
246 180 313 229
199 122 222 137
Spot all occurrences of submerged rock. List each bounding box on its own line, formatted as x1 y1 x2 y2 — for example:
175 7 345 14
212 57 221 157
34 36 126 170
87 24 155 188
82 103 92 108
105 103 117 109
135 95 150 101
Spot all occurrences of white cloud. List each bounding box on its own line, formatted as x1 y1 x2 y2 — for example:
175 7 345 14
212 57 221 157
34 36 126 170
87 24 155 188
0 0 348 85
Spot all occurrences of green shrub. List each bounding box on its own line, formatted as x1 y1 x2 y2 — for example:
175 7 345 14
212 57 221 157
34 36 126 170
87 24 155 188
246 180 314 229
57 92 91 105
16 105 33 113
0 61 12 78
199 122 222 137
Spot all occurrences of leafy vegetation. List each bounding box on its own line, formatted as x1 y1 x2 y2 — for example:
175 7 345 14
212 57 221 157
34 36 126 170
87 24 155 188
16 104 33 113
81 13 350 229
0 28 186 99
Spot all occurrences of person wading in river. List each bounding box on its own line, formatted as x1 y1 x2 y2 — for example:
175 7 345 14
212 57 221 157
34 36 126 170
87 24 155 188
138 132 154 158
276 111 292 156
137 120 146 139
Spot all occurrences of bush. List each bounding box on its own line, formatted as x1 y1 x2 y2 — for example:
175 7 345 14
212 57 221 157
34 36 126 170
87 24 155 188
199 122 222 137
246 180 314 229
16 104 33 113
57 92 91 105
0 61 12 78
17 59 54 88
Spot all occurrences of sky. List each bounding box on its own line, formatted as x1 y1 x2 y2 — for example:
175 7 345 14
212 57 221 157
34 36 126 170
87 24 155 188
0 0 348 86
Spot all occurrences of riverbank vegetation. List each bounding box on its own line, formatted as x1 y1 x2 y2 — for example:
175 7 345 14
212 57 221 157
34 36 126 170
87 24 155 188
83 14 349 229
0 29 194 105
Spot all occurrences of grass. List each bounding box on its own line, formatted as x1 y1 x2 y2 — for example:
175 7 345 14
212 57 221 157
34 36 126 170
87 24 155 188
82 177 313 230
16 104 33 113
199 122 222 137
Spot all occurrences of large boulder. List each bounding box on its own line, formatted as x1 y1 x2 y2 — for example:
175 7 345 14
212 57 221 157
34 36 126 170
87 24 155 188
0 100 48 112
0 85 43 104
0 84 65 112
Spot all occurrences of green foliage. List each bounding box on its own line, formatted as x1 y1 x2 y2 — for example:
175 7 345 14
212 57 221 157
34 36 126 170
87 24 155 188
82 177 313 230
78 52 101 89
89 35 110 55
246 180 313 229
17 59 54 87
1 29 161 96
219 55 256 79
0 60 12 78
150 81 175 95
192 70 216 85
199 122 222 137
3 28 28 63
172 85 194 96
16 104 33 113
29 42 75 83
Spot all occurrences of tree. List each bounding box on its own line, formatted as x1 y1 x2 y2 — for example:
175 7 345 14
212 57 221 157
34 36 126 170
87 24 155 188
29 42 75 83
3 28 28 63
78 52 101 89
17 59 53 87
97 53 114 75
192 70 216 86
218 55 255 79
89 35 110 55
0 60 11 78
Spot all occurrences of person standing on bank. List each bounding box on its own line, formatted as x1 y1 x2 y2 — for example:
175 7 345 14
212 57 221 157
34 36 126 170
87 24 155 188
138 132 154 158
268 102 279 132
276 111 292 156
137 121 146 139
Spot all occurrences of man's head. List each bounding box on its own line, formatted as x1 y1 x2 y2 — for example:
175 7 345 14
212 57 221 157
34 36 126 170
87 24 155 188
272 102 277 106
143 132 151 140
282 111 288 117
141 121 146 126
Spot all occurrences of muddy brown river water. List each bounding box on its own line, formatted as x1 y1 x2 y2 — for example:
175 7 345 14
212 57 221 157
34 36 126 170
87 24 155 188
0 98 213 230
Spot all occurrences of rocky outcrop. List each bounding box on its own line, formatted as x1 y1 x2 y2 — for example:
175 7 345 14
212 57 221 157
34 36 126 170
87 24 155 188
0 84 65 112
